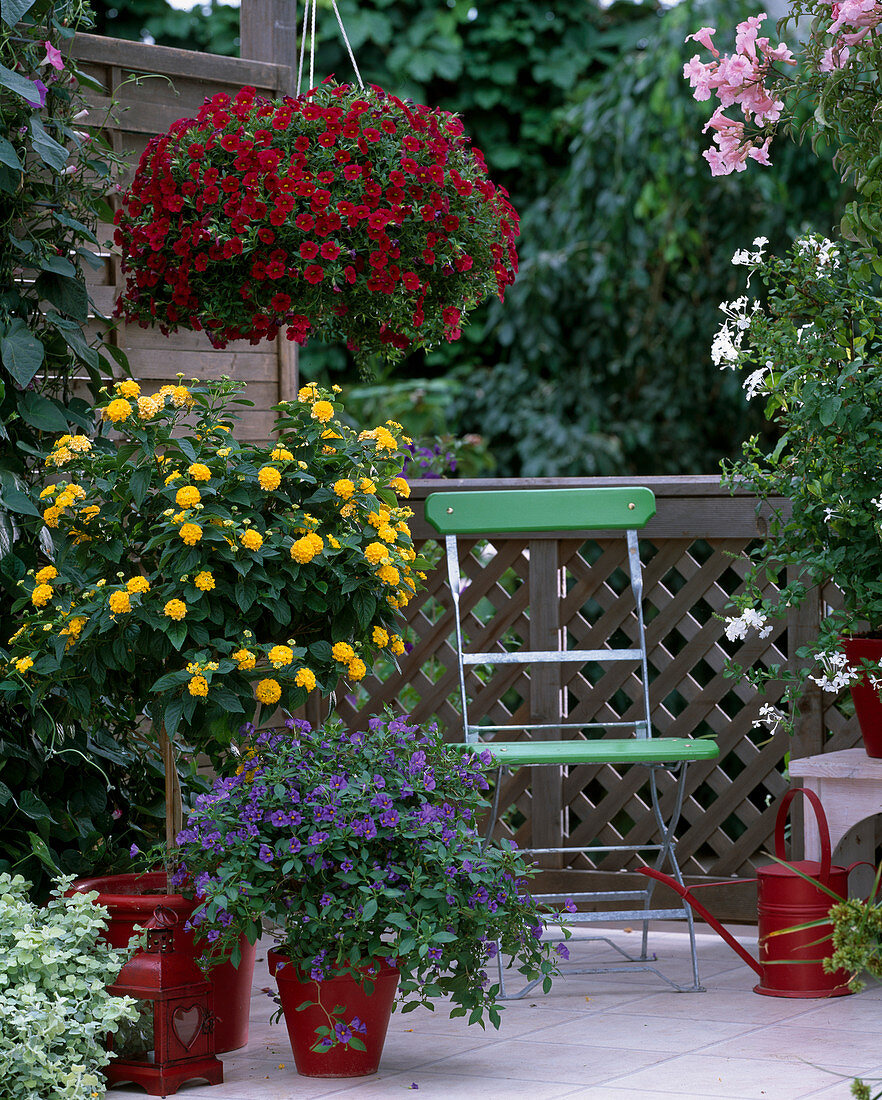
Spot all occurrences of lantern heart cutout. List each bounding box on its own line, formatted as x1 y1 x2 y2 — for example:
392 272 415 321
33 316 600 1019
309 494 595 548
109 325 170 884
172 1005 204 1049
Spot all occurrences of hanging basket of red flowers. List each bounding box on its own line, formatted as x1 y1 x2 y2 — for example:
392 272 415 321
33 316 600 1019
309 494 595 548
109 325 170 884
113 81 519 368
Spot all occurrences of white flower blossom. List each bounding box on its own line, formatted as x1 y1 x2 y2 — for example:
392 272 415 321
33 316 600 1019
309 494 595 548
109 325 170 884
796 234 840 269
809 649 855 692
752 702 786 734
743 365 770 400
724 607 773 641
732 236 769 266
871 495 882 511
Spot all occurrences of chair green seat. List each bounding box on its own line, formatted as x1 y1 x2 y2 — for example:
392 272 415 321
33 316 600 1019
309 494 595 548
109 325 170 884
459 738 719 767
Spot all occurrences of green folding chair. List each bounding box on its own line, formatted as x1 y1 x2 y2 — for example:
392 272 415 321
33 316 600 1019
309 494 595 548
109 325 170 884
425 486 719 996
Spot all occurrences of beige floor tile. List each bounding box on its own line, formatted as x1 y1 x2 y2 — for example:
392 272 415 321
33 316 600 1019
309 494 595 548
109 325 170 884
606 988 831 1025
703 1023 882 1074
520 1010 759 1054
600 1051 853 1098
422 1035 668 1085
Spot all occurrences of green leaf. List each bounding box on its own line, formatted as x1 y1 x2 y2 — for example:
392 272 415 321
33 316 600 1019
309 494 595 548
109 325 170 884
0 162 18 194
0 780 12 806
0 486 39 517
0 318 44 387
0 61 41 102
34 271 88 322
1 0 37 24
27 831 59 873
18 391 69 433
0 136 22 171
38 253 77 278
166 622 187 650
208 686 245 713
130 466 152 508
19 791 54 821
348 1037 367 1052
361 896 378 920
163 694 184 739
29 116 70 171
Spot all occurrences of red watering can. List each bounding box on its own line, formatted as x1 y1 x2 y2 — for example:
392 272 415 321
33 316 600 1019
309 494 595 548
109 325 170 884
641 787 858 998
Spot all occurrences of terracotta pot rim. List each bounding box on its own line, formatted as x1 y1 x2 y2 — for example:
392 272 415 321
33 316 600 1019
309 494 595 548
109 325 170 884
68 871 195 911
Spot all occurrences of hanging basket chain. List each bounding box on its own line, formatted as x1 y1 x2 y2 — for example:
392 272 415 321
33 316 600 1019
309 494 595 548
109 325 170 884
297 0 364 96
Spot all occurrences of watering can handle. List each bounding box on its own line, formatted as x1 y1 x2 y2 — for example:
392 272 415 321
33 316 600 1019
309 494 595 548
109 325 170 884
775 787 832 886
846 860 882 902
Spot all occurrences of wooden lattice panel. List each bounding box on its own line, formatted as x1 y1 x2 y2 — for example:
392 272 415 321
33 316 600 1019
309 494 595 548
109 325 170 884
333 479 863 917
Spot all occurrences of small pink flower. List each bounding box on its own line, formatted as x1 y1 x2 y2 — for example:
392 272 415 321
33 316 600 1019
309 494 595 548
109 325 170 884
686 25 720 56
40 40 64 70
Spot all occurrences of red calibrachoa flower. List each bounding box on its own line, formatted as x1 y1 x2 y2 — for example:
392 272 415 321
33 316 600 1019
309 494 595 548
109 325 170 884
113 81 519 368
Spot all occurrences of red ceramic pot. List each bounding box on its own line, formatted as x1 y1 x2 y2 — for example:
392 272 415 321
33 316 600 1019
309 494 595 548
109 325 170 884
69 872 255 1052
842 635 882 758
268 948 399 1078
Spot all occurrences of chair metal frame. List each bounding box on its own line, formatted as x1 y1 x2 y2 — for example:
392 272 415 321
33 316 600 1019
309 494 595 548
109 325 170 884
425 487 719 997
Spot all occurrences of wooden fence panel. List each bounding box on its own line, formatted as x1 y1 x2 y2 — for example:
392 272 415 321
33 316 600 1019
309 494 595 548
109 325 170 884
333 477 862 920
70 33 299 438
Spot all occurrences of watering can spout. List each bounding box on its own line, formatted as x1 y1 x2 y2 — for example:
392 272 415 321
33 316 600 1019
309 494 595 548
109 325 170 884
638 868 763 977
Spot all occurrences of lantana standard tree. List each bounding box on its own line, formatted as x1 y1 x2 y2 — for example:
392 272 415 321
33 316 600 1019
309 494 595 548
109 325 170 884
3 378 426 844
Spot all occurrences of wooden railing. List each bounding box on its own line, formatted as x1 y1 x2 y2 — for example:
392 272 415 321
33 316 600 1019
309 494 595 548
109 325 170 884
330 476 860 920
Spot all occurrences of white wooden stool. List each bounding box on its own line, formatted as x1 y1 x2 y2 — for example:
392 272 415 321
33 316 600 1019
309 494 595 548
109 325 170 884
789 748 881 895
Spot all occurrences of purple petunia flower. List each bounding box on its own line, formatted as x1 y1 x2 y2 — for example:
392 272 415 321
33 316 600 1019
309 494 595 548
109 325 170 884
258 844 274 863
129 843 139 858
556 942 570 960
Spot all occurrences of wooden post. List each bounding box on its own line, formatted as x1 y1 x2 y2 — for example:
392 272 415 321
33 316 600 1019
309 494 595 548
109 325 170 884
240 0 300 399
788 577 825 862
158 724 182 853
529 540 564 867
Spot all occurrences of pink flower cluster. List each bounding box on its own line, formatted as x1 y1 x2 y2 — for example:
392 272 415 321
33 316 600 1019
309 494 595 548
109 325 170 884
683 16 795 175
819 0 882 69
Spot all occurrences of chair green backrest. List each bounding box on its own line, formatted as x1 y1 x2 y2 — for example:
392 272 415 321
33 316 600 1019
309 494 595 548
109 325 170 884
425 486 656 536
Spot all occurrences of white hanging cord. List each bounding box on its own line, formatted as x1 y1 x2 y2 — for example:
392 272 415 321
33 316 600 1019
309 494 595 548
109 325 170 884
309 0 316 91
296 0 313 96
331 0 365 89
295 0 365 96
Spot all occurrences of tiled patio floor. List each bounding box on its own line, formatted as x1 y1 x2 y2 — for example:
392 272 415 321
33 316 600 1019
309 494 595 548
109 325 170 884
105 924 882 1099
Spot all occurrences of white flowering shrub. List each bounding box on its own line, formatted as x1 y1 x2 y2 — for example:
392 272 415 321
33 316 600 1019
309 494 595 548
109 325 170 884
0 874 138 1100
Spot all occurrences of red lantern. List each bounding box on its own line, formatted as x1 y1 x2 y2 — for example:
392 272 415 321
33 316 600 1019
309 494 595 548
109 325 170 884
106 905 223 1096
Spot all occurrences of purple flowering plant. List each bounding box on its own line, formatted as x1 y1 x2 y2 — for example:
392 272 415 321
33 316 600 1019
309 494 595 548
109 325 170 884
173 712 562 1050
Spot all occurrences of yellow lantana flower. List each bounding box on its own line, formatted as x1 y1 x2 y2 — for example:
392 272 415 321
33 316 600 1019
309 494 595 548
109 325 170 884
255 678 281 704
138 395 160 420
364 542 389 566
334 479 355 500
271 448 293 461
176 485 201 509
389 477 410 498
68 436 91 453
240 529 264 551
115 379 140 399
171 386 193 408
188 463 211 481
295 667 317 691
194 571 215 591
39 485 57 499
347 658 367 681
372 626 390 647
127 576 150 594
377 565 400 586
233 648 256 670
35 566 58 584
31 584 53 607
332 642 355 662
104 398 133 423
390 635 406 656
188 675 209 697
360 478 376 494
108 591 131 615
268 644 293 667
165 471 182 485
258 466 282 491
14 656 34 673
311 400 334 423
290 535 321 564
164 599 187 621
179 523 202 546
43 506 61 528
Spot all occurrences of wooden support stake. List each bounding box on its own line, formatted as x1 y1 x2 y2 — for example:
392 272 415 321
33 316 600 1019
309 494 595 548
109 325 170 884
159 723 183 853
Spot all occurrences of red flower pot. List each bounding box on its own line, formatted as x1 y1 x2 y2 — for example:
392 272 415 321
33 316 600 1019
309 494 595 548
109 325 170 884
268 949 399 1078
69 872 255 1052
842 635 882 757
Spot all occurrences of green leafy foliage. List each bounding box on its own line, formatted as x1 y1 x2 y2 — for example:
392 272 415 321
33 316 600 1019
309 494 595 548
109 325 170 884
0 873 138 1100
